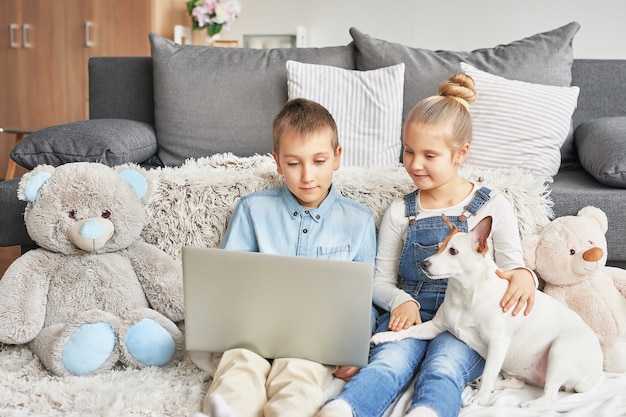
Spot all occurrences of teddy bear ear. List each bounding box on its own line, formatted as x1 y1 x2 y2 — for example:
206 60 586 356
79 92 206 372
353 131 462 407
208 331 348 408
118 168 149 200
17 164 56 203
521 234 540 269
577 206 608 234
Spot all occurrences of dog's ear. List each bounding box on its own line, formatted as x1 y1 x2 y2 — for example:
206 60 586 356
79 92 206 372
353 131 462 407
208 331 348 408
442 214 459 233
471 216 493 254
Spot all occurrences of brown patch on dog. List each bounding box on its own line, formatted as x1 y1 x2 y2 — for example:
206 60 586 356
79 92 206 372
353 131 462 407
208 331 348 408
437 215 461 254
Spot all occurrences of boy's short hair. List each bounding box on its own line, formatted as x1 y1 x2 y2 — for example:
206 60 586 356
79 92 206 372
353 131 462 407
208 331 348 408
272 98 339 153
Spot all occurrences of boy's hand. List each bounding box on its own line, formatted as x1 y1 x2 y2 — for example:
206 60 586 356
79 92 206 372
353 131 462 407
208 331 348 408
497 268 535 316
388 301 421 332
334 366 360 382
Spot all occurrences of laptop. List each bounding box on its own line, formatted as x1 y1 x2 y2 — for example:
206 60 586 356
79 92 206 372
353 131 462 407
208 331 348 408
182 246 375 367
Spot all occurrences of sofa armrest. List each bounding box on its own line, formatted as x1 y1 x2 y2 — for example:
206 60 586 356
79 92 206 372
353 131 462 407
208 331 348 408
10 119 158 170
0 178 33 247
575 116 626 188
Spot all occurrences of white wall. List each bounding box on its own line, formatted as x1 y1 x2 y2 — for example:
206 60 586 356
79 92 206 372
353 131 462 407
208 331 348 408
223 0 626 59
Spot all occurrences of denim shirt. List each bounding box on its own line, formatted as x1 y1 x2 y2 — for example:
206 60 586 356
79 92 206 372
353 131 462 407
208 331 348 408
221 184 376 264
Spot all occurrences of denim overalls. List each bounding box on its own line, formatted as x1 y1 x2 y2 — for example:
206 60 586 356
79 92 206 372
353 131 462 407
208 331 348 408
336 187 491 417
398 186 492 322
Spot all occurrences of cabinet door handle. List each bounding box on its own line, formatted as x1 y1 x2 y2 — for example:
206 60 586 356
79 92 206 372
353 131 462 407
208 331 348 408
22 23 32 48
9 23 20 48
85 21 94 47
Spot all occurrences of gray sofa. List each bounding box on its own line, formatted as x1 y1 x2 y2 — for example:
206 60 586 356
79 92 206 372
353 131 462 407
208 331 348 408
1 22 626 266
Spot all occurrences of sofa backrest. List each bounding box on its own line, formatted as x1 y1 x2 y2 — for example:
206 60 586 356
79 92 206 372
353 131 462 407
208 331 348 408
89 56 626 130
88 55 626 177
89 57 155 125
571 59 626 127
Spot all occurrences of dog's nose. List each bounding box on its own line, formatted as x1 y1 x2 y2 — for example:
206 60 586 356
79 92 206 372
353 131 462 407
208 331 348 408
421 260 430 270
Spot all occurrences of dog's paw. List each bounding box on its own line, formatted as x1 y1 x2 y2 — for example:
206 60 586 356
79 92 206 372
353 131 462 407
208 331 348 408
518 393 557 408
370 331 399 345
468 390 491 406
467 396 481 406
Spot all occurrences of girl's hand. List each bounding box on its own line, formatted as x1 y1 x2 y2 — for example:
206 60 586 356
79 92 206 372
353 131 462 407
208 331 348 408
496 268 536 316
388 301 421 332
334 365 360 382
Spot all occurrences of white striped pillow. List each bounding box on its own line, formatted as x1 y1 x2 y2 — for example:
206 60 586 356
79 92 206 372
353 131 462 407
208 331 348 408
286 60 404 167
461 62 580 180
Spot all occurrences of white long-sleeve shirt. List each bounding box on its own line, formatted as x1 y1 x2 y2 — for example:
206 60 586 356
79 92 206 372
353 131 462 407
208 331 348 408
373 184 534 312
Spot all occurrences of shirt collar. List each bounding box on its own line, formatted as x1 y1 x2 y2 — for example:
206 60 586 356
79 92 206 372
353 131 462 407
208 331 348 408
282 183 337 222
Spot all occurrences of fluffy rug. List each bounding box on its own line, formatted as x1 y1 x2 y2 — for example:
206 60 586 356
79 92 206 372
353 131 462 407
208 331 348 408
0 154 557 416
3 339 625 417
0 342 210 417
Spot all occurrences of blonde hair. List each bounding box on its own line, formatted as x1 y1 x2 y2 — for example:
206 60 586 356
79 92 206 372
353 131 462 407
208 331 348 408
404 72 477 151
272 98 339 153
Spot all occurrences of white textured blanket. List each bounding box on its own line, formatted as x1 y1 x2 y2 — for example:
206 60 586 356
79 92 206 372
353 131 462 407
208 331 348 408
326 372 626 417
3 154 623 416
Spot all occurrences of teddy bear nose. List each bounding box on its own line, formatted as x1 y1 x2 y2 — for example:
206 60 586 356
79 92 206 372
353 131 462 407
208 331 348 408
67 218 115 252
80 221 107 239
583 247 604 262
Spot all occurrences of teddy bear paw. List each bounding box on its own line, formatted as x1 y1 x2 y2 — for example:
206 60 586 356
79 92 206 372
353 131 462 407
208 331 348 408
123 318 177 367
62 322 117 375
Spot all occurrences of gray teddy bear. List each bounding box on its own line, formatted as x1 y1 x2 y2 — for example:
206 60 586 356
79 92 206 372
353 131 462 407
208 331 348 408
0 162 185 376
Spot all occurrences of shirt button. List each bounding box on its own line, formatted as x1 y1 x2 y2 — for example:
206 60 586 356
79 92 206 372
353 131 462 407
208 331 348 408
293 211 298 216
316 215 320 220
305 210 310 214
302 229 308 234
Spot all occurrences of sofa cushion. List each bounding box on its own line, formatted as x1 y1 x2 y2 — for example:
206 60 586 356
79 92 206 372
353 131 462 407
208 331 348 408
350 22 579 119
286 60 405 167
575 117 626 188
10 119 158 170
149 34 356 167
461 63 580 179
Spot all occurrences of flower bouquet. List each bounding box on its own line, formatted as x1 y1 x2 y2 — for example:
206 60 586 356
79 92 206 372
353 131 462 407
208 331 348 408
186 0 242 38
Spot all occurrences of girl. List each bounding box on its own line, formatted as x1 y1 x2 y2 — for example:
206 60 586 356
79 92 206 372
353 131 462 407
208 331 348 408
316 72 537 417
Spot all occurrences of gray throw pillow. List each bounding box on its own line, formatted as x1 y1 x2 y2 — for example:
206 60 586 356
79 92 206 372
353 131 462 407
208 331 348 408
149 33 356 167
575 117 626 188
349 22 580 122
10 119 158 170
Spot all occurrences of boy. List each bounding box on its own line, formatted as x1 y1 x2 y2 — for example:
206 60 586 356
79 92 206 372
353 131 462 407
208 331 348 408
202 98 377 417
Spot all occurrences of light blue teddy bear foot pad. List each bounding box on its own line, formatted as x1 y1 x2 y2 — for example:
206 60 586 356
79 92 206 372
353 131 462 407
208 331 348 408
124 318 176 366
62 322 116 375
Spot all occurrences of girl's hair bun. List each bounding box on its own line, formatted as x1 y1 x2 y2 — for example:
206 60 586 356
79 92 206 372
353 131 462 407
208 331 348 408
438 72 477 108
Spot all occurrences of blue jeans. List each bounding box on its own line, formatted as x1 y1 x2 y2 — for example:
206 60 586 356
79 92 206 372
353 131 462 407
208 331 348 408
334 295 485 417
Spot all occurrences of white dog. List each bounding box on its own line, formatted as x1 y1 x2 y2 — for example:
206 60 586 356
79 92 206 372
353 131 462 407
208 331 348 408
371 215 604 407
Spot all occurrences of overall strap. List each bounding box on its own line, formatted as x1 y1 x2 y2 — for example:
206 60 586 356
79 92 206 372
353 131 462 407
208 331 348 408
465 186 492 215
404 190 419 223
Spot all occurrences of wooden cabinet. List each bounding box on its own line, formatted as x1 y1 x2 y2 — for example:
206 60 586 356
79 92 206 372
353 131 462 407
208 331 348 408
0 0 191 177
